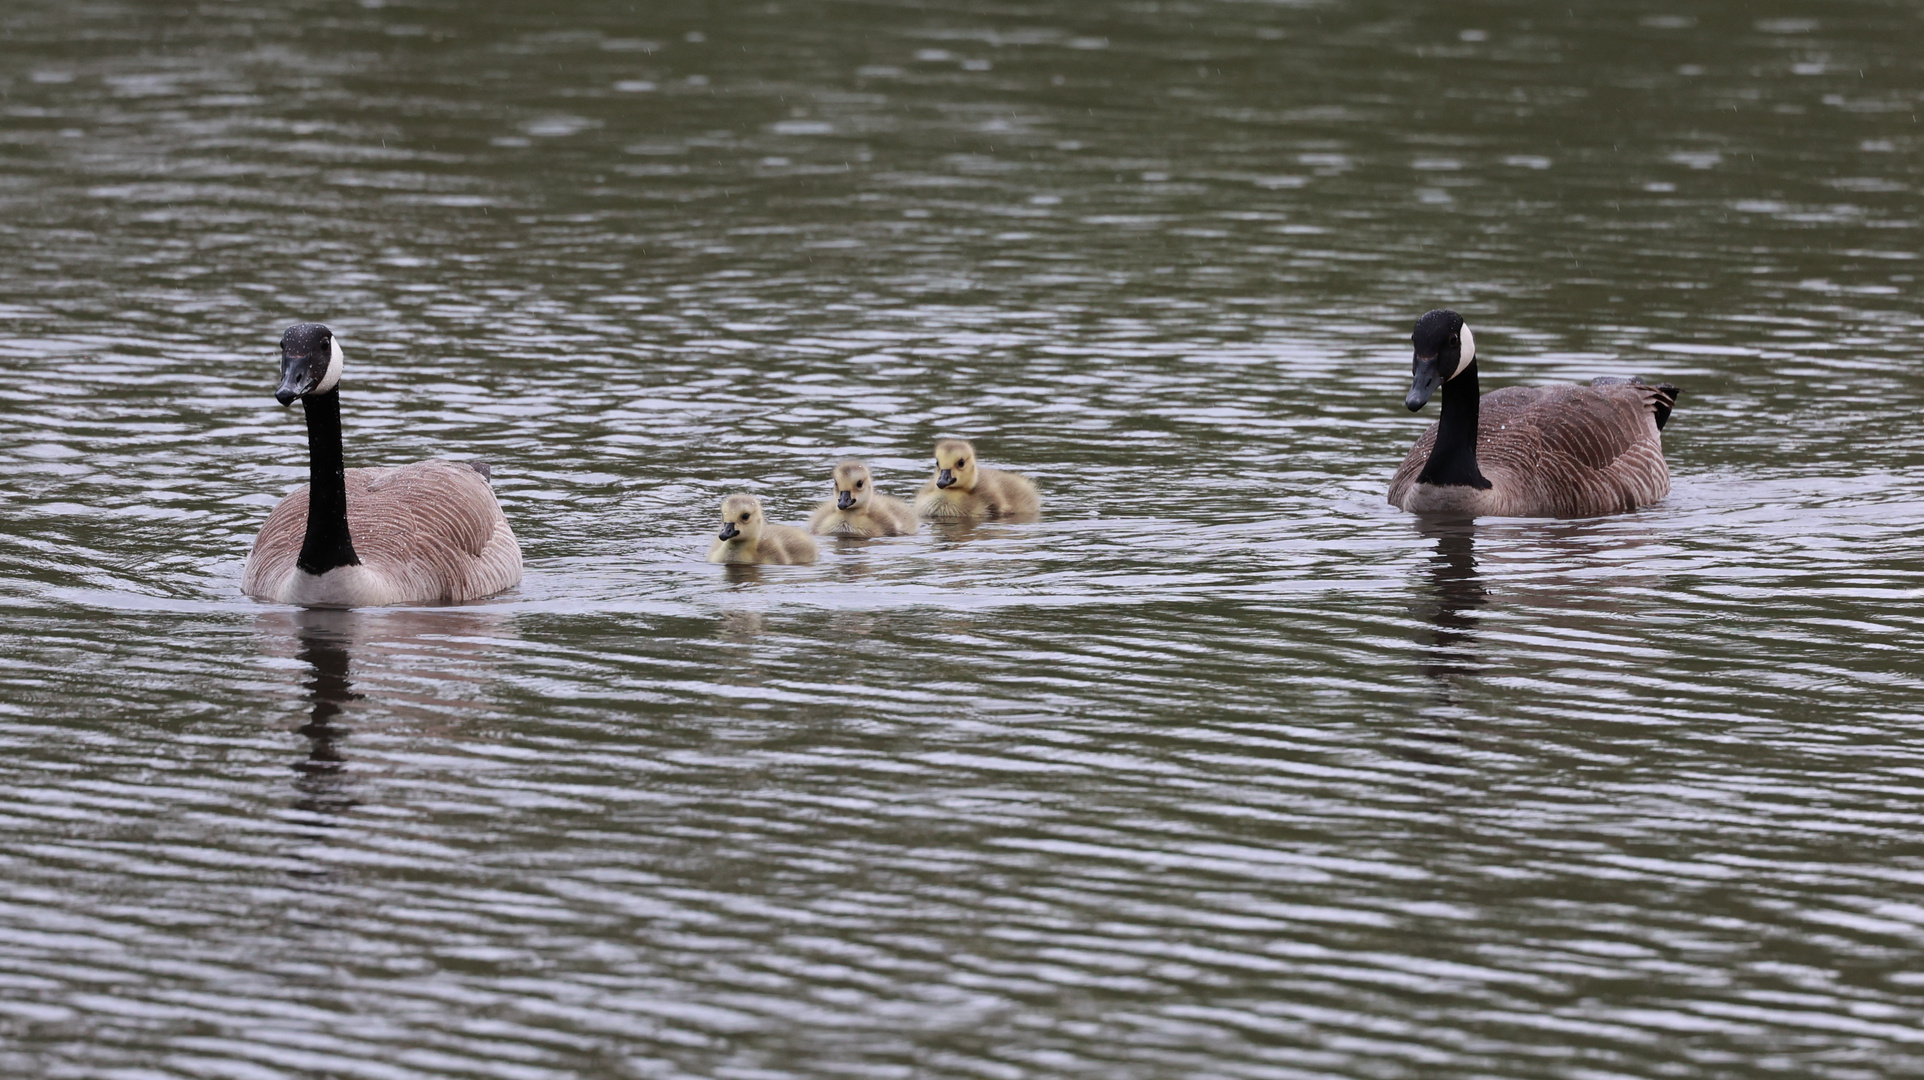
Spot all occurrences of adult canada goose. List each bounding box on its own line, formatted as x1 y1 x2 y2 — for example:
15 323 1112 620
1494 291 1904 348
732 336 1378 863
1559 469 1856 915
1388 309 1679 518
914 439 1041 521
809 459 918 537
708 494 818 564
241 324 523 607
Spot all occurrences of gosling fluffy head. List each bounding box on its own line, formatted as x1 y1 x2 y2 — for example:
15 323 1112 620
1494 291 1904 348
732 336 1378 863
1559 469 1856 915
931 439 978 492
1406 309 1476 412
716 493 764 544
832 459 874 512
276 323 345 406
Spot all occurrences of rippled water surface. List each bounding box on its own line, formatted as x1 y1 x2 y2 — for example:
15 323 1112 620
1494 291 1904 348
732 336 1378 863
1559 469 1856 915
5 1 1924 1076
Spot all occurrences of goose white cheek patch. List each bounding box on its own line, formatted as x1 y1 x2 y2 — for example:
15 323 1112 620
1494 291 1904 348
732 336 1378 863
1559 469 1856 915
315 337 345 393
1453 323 1477 379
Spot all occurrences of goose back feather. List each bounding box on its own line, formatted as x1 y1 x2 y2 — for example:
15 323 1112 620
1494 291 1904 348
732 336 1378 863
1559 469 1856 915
244 459 522 605
1389 381 1676 518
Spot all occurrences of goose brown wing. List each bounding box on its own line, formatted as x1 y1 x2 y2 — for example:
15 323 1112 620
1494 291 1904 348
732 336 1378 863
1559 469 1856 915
1479 385 1669 516
348 460 508 595
1499 386 1637 470
1386 424 1437 507
354 461 498 556
1388 386 1556 506
241 484 311 595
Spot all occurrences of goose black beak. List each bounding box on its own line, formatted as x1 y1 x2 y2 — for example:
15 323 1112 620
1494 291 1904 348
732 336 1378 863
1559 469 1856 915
837 490 855 510
718 522 740 541
276 351 319 406
1406 354 1444 412
935 469 956 489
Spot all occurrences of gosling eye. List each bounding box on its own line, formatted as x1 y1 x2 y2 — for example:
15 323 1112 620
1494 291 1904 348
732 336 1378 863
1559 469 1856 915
740 512 751 521
855 480 864 489
956 459 967 468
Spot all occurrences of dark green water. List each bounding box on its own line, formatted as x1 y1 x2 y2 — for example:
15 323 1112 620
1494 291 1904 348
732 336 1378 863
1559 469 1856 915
4 2 1924 1077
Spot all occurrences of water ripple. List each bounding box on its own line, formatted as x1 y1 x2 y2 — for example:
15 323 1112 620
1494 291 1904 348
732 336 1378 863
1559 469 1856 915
4 0 1924 1077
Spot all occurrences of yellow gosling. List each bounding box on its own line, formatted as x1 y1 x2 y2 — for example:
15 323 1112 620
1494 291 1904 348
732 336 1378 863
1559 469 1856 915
706 494 817 565
809 459 919 537
914 438 1040 521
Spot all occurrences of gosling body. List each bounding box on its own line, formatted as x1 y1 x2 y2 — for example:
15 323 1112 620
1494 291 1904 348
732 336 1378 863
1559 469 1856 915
809 459 918 537
708 494 818 564
241 324 522 607
1388 310 1678 519
914 439 1040 521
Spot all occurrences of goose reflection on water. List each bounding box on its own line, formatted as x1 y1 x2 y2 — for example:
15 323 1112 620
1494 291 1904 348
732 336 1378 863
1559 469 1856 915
1414 519 1489 690
1409 516 1671 710
255 608 516 829
289 610 362 820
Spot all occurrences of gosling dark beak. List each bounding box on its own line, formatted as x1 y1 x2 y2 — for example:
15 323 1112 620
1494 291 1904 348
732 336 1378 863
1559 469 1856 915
837 490 855 510
1406 353 1444 412
718 522 740 541
935 469 955 489
275 350 319 406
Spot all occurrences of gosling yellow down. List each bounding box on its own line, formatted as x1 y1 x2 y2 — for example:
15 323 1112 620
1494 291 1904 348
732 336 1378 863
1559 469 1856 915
914 439 1040 521
707 494 817 565
809 459 918 537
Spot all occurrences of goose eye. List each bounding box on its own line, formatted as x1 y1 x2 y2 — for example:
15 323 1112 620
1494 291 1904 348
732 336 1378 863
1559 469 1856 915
855 480 864 488
956 459 967 468
740 512 751 521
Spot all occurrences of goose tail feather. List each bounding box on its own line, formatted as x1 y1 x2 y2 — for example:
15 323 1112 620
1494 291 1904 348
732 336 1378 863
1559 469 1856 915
1649 383 1680 431
1590 376 1681 431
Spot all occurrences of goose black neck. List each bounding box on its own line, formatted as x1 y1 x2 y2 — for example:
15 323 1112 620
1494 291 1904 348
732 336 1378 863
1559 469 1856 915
296 388 360 575
1417 359 1492 489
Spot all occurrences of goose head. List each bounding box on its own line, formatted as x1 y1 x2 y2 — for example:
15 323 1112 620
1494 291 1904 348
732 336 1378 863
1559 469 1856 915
931 439 978 492
831 459 874 512
276 323 345 405
1405 309 1476 411
716 493 765 545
